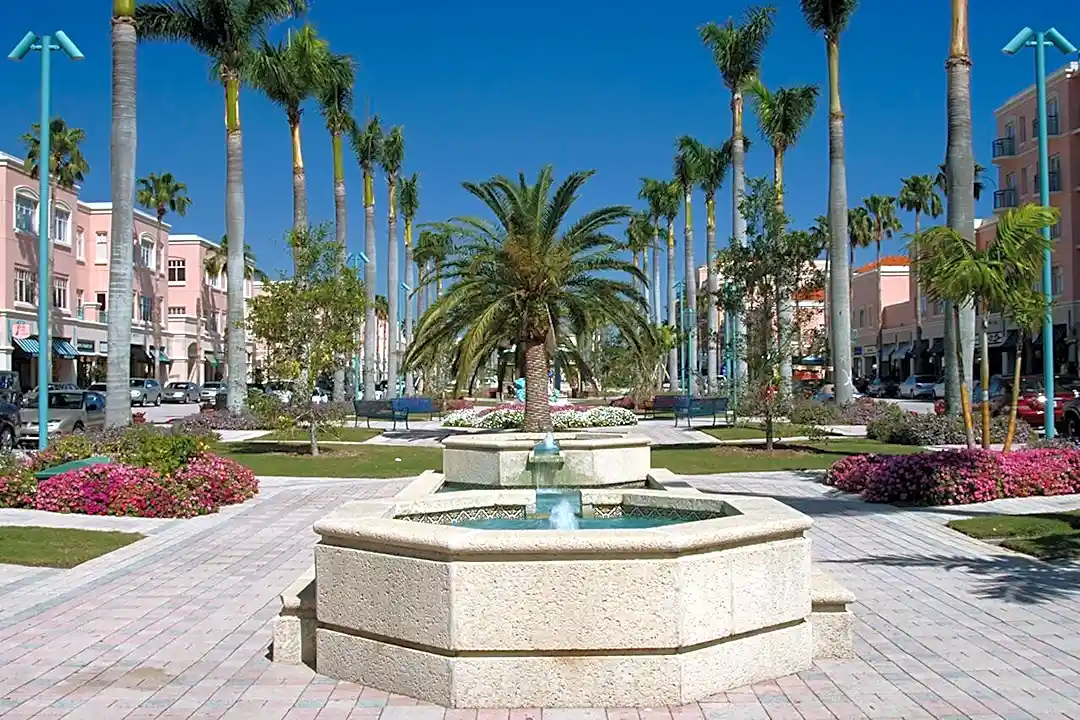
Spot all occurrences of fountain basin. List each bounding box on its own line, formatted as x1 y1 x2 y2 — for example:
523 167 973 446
441 432 650 489
313 488 814 708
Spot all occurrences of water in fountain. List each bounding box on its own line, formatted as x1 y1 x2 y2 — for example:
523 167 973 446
548 497 580 530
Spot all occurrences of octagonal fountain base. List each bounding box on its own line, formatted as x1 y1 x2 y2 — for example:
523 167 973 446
312 487 816 708
440 432 651 489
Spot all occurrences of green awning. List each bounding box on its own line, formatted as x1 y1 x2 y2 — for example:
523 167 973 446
158 348 171 363
52 339 80 359
12 337 40 356
205 353 219 367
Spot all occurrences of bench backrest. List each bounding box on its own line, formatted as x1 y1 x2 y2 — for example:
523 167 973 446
653 395 683 410
689 397 728 413
354 399 394 414
393 397 434 412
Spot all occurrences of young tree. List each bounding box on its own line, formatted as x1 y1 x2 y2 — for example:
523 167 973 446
249 224 365 455
715 178 821 448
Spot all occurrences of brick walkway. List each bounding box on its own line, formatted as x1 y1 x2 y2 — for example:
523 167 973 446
1 473 1079 719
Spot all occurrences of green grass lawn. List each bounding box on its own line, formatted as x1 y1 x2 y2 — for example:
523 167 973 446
652 439 922 475
948 511 1080 561
702 424 820 441
261 427 382 443
0 526 144 568
220 442 442 478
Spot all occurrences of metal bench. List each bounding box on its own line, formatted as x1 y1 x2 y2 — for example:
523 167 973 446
393 396 440 420
353 400 409 431
673 397 729 428
648 395 682 419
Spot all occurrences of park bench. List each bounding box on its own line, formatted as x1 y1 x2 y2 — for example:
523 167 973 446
393 396 440 420
647 395 682 419
353 400 409 431
673 397 729 428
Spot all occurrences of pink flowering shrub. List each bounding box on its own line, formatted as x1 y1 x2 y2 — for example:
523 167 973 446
171 453 258 508
0 456 35 508
828 447 1080 506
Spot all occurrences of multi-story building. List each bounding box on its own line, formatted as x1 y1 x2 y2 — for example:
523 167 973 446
0 149 261 391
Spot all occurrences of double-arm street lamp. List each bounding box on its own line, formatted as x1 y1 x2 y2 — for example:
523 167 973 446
8 31 83 450
1003 26 1076 439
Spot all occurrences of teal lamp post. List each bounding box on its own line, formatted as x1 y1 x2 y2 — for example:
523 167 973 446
348 252 369 399
1003 26 1076 439
8 30 83 450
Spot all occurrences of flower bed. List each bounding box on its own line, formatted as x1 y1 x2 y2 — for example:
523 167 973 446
824 448 1080 506
0 425 258 518
442 403 638 430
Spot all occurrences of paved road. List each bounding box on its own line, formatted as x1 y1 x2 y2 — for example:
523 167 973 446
0 472 1078 718
881 397 935 414
135 403 201 424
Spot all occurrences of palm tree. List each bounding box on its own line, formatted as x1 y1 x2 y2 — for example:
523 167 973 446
399 172 419 395
373 294 389 387
204 235 267 283
136 172 191 385
316 52 356 258
404 167 646 431
863 195 902 368
137 0 307 413
847 206 872 371
638 179 670 328
898 175 943 371
914 204 1057 450
110 0 137 427
674 139 699 393
22 117 89 212
415 228 453 301
746 78 819 396
700 5 775 388
800 0 859 404
351 116 383 400
380 126 405 397
246 24 340 248
625 211 653 313
659 181 681 388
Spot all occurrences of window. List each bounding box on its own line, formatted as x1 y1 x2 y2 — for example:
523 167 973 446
51 206 71 245
1048 97 1059 121
1020 167 1028 194
138 237 154 269
53 276 68 311
1051 221 1061 239
13 269 36 305
96 292 107 311
1005 172 1017 189
1049 154 1062 191
920 296 927 317
14 191 37 233
934 300 945 316
1020 115 1027 142
168 258 186 283
858 308 865 327
139 294 153 322
1004 121 1015 139
76 289 84 318
1052 265 1064 296
75 228 85 261
207 312 217 332
95 233 108 264
157 246 165 274
168 306 187 316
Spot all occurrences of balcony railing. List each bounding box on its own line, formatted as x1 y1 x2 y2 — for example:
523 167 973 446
992 137 1016 157
1034 171 1063 193
1034 114 1061 137
993 188 1018 209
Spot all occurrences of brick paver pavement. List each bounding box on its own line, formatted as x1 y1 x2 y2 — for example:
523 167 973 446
1 471 1079 719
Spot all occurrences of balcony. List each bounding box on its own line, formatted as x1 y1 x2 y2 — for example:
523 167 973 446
992 137 1016 158
1033 114 1061 137
993 188 1018 209
1034 171 1063 193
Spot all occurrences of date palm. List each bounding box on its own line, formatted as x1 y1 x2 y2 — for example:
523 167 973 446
22 117 89 205
110 0 137 426
625 210 653 312
864 195 902 364
637 178 670 328
700 5 775 388
137 172 191 384
800 0 859 404
746 77 819 396
246 25 342 249
204 234 267 283
137 0 308 413
404 167 646 431
398 173 419 395
655 180 682 387
351 116 383 400
913 203 1057 450
898 174 942 371
674 139 699 393
380 126 405 397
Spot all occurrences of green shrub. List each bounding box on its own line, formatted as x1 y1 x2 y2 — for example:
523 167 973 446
866 411 1032 446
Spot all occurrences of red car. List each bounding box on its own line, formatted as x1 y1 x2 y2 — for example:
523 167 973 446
1008 375 1080 428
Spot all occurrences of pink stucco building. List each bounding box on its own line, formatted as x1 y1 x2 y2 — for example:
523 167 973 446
0 150 261 391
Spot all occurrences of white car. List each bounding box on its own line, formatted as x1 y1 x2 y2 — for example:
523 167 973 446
266 381 329 404
933 379 945 399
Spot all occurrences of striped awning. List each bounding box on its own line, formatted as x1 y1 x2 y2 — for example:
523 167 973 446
12 337 40 356
52 339 80 359
158 348 171 363
205 353 219 367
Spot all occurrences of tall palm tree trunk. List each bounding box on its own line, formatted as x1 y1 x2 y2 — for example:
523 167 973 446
1003 336 1024 451
731 89 748 383
289 111 306 243
666 223 678 389
331 130 347 401
775 150 793 399
683 194 696 395
387 183 399 398
706 199 718 394
224 74 247 414
362 172 376 400
912 209 923 374
523 339 552 432
404 227 414 396
979 305 991 448
826 36 853 404
651 230 661 327
945 0 976 416
640 250 650 321
106 0 137 428
823 247 831 372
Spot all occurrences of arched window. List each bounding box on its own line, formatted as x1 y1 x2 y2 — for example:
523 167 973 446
51 202 72 245
138 233 155 270
13 187 38 234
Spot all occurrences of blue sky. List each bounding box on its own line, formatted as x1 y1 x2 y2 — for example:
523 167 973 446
0 1 1073 291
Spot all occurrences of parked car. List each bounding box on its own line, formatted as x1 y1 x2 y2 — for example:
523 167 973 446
866 377 898 398
163 381 200 404
933 378 945 399
129 378 162 406
18 390 105 444
897 374 937 400
0 399 18 451
811 383 865 403
199 381 226 403
1006 375 1080 430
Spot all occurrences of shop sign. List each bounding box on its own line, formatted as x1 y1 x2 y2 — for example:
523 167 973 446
76 339 95 354
10 321 31 340
988 331 1005 347
863 345 877 356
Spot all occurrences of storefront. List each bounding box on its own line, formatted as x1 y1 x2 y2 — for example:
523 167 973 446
131 345 154 379
204 351 223 382
7 319 81 388
75 339 102 387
